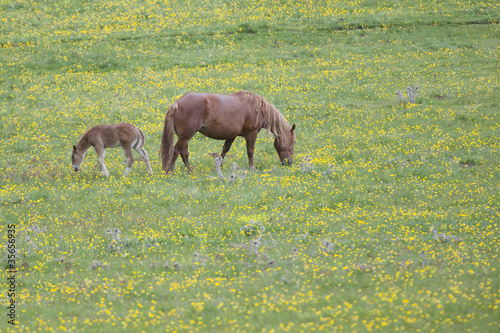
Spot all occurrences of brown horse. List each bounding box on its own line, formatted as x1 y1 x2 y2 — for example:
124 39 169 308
160 91 296 173
72 123 153 177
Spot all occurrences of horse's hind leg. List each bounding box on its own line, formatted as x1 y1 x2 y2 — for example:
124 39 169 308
167 139 182 172
135 147 153 174
180 150 191 173
122 146 135 176
95 144 110 177
173 139 192 173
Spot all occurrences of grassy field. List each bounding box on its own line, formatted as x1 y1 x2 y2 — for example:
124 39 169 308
1 0 499 332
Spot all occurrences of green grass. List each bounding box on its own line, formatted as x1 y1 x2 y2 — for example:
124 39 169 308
1 0 499 332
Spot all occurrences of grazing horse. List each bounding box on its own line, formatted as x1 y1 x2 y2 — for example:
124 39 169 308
160 91 296 173
72 123 153 177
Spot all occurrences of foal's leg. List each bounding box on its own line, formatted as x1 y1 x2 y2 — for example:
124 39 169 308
219 138 235 167
94 144 110 177
122 145 135 177
135 147 153 174
245 132 258 170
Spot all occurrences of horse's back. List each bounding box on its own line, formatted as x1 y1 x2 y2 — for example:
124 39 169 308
174 92 256 139
175 93 209 115
177 92 254 121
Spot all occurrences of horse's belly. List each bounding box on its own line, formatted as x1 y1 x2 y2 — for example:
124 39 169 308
105 140 121 148
199 125 240 140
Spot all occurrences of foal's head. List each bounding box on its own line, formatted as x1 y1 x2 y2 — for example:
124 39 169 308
274 124 296 165
71 145 85 172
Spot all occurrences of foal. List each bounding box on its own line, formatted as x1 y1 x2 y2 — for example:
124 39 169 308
72 123 153 177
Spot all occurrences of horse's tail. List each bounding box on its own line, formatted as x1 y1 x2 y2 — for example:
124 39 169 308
159 102 177 172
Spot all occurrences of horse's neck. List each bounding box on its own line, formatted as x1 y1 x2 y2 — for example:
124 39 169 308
76 134 92 152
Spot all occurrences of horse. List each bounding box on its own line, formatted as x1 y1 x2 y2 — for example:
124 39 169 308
159 91 296 173
71 123 153 177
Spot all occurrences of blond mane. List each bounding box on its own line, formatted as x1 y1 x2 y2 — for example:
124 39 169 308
234 91 291 139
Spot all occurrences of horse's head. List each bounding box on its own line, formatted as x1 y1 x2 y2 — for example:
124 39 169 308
71 145 85 172
274 124 296 165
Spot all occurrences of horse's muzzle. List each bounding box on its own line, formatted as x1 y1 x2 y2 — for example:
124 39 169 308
281 157 293 165
74 167 79 172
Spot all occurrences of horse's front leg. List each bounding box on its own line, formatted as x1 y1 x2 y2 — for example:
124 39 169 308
95 145 110 177
122 146 135 177
219 138 235 167
244 133 258 170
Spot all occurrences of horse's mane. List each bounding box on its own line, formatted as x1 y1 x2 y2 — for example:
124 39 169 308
234 91 290 139
76 126 92 147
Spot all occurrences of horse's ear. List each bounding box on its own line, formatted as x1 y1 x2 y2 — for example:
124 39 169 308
291 124 296 132
73 145 77 151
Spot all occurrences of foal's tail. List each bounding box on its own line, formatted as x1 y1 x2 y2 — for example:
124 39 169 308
134 127 146 149
159 102 177 173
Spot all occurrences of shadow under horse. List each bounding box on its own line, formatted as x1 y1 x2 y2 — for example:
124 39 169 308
159 91 296 173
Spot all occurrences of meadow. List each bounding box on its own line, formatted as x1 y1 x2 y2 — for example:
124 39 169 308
1 0 499 331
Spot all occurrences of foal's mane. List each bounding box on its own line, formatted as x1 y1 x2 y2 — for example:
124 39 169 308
235 91 290 139
77 127 92 146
